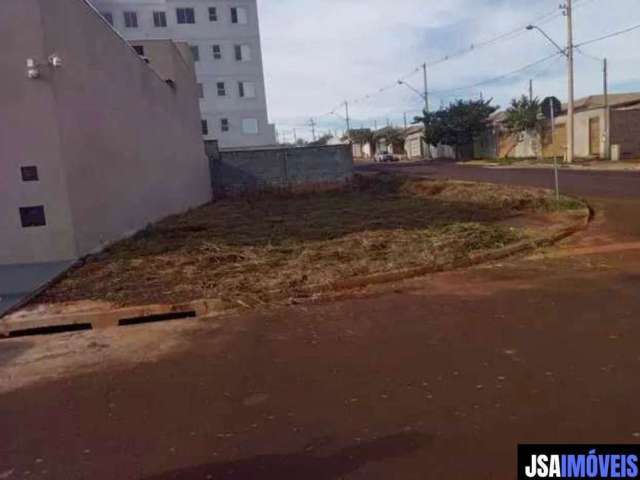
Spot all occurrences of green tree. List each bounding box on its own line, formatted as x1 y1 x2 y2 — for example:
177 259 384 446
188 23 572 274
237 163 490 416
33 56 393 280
503 95 544 159
503 95 542 133
414 99 498 159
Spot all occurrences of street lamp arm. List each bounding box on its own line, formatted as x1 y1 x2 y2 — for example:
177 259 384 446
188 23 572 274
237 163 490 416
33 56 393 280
526 25 568 57
398 80 426 101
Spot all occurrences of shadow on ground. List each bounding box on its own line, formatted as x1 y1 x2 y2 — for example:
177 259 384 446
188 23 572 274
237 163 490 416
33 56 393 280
0 340 31 367
143 432 429 480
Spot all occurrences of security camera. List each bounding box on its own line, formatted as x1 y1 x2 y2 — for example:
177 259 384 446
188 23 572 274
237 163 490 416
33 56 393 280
26 58 40 79
48 54 62 68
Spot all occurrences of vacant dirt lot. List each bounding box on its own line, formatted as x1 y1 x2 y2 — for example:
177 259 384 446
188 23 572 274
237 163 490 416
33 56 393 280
35 174 583 308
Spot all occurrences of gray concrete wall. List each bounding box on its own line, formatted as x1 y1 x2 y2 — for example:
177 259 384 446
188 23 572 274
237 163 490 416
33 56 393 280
211 145 354 193
0 0 77 264
40 0 212 258
0 0 211 265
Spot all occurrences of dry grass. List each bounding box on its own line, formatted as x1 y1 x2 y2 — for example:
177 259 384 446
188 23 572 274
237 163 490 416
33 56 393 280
36 174 582 307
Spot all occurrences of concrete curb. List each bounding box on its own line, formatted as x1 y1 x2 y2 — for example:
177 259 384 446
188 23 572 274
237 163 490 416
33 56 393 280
1 299 227 338
286 207 591 299
1 207 590 337
460 161 640 173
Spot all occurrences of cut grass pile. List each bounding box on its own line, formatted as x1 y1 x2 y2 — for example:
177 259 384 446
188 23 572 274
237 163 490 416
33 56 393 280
36 174 583 307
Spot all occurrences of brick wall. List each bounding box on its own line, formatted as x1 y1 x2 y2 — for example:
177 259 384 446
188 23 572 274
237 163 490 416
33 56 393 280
210 145 354 194
611 109 640 159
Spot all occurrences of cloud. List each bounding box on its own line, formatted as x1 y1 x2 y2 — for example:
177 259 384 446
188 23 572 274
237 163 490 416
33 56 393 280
258 0 640 140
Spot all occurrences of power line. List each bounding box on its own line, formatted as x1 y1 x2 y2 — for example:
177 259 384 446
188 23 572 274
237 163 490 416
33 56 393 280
301 0 603 125
575 22 640 48
430 52 562 96
309 5 577 119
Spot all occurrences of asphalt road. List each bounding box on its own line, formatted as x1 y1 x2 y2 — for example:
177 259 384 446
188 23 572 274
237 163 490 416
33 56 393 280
357 159 640 199
2 163 640 480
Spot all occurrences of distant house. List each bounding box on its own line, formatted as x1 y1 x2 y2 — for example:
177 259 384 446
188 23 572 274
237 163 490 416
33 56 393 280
403 125 456 160
404 126 426 159
476 92 640 160
552 93 640 160
373 127 406 157
351 141 374 160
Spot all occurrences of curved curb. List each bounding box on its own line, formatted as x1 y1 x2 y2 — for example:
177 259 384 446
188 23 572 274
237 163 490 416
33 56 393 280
2 207 591 336
285 206 591 299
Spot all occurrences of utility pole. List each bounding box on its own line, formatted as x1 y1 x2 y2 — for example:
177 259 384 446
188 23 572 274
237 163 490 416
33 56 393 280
308 118 317 141
422 63 429 113
293 128 297 144
529 79 533 102
563 0 575 163
423 63 433 160
374 120 378 131
403 112 408 129
603 58 610 160
344 101 351 133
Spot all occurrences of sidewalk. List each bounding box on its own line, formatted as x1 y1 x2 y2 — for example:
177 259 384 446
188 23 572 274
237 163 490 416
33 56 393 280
462 159 640 172
0 261 74 317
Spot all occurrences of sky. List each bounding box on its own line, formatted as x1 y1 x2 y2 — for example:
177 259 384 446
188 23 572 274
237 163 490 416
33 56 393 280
257 0 640 141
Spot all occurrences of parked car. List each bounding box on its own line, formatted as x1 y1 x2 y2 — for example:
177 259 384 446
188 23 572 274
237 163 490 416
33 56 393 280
375 152 396 163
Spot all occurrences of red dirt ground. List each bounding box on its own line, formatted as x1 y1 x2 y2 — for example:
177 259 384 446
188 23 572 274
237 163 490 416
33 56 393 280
1 164 639 479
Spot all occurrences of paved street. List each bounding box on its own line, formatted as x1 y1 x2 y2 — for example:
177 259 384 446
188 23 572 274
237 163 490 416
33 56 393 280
2 163 640 479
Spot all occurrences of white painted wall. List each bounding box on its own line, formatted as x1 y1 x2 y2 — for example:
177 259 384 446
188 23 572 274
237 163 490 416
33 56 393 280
555 108 606 158
91 0 277 148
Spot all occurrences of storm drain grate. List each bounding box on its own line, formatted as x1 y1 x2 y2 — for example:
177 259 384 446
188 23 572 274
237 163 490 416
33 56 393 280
5 323 93 339
118 310 197 327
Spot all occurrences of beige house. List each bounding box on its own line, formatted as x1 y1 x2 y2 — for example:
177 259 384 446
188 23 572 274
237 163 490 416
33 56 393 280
476 93 640 160
550 93 640 160
0 0 211 267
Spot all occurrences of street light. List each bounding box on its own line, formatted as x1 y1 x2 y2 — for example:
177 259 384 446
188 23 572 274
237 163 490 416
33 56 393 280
526 0 575 163
398 80 426 102
526 25 566 56
398 77 432 160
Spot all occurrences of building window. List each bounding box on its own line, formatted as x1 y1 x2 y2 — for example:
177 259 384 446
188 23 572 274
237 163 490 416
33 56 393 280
242 118 259 135
201 120 209 136
221 118 230 132
132 45 145 56
123 11 138 28
21 166 39 182
176 7 195 24
212 45 222 60
238 81 256 98
217 82 226 97
101 12 114 25
20 206 46 228
153 11 167 27
230 7 247 24
197 83 204 98
209 7 218 21
234 44 251 61
190 45 200 62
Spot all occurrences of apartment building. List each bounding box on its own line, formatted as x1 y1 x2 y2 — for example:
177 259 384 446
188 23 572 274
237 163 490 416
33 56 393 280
91 0 277 148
